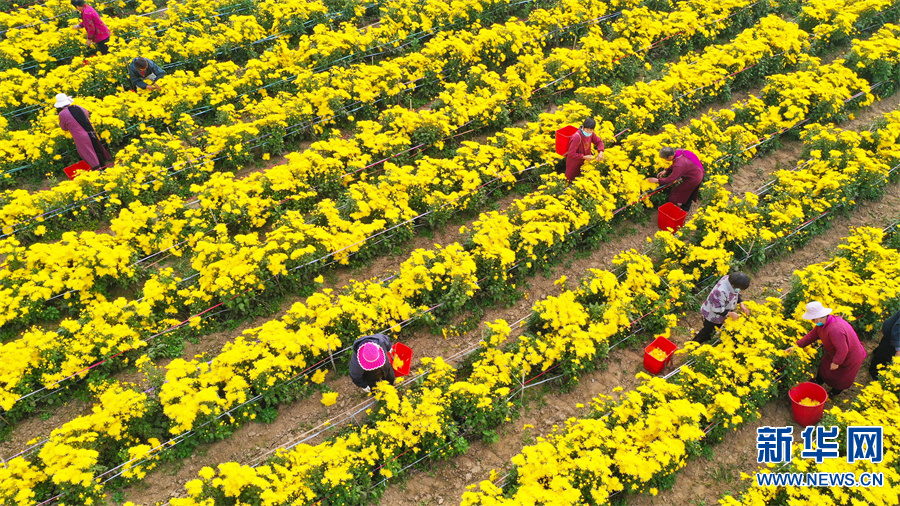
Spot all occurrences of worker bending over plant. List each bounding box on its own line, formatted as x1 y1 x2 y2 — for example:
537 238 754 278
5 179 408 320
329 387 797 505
647 146 705 212
128 57 166 92
349 333 396 393
694 271 751 344
791 301 866 397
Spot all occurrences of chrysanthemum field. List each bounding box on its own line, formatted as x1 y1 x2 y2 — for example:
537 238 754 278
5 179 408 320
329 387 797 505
2 0 900 504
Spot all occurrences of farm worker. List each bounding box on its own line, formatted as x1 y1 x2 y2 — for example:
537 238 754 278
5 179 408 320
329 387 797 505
54 93 112 170
71 0 111 56
792 301 866 397
349 333 396 393
128 57 166 92
646 146 705 212
869 307 900 379
563 118 604 185
693 272 751 343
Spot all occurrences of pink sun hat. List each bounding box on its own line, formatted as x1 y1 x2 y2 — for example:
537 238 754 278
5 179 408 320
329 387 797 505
358 342 386 371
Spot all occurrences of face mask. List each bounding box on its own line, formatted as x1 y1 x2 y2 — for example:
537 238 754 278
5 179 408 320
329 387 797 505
734 289 741 294
580 129 591 137
815 322 824 327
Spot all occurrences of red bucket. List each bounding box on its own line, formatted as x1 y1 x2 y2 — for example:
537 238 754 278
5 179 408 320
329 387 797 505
555 125 578 156
390 343 412 377
789 382 828 427
644 336 677 375
63 160 91 180
657 202 687 232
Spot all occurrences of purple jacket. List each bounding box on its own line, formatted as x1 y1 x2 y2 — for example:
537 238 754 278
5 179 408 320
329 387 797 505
658 149 704 205
76 5 110 43
58 105 103 168
796 315 866 390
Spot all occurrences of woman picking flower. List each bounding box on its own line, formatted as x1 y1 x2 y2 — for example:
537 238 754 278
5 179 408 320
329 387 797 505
693 271 751 344
71 0 111 55
561 118 604 186
54 93 112 172
792 301 866 397
349 333 396 393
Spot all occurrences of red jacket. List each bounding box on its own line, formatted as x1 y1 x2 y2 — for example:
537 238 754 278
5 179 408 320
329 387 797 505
565 130 604 181
796 315 866 390
657 149 704 205
77 5 110 43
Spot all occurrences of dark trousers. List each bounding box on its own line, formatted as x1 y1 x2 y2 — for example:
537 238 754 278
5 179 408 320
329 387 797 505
671 184 701 212
869 337 898 379
94 37 110 55
693 318 722 343
676 199 693 213
814 372 844 396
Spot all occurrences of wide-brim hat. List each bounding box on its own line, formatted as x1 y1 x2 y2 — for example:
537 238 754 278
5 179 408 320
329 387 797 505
54 93 74 108
802 301 832 320
358 342 385 371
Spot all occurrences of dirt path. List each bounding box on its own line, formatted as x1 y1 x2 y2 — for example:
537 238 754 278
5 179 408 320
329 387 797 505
750 182 900 298
0 397 92 461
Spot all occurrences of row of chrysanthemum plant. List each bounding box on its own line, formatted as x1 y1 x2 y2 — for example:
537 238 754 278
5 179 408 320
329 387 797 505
457 219 900 503
135 90 900 506
0 13 896 505
0 0 782 424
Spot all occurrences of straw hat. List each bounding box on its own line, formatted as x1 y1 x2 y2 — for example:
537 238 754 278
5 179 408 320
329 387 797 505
54 93 74 108
802 301 832 320
358 342 386 371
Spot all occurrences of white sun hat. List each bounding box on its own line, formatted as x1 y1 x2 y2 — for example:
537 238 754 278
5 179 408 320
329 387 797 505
801 301 832 320
53 93 74 108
